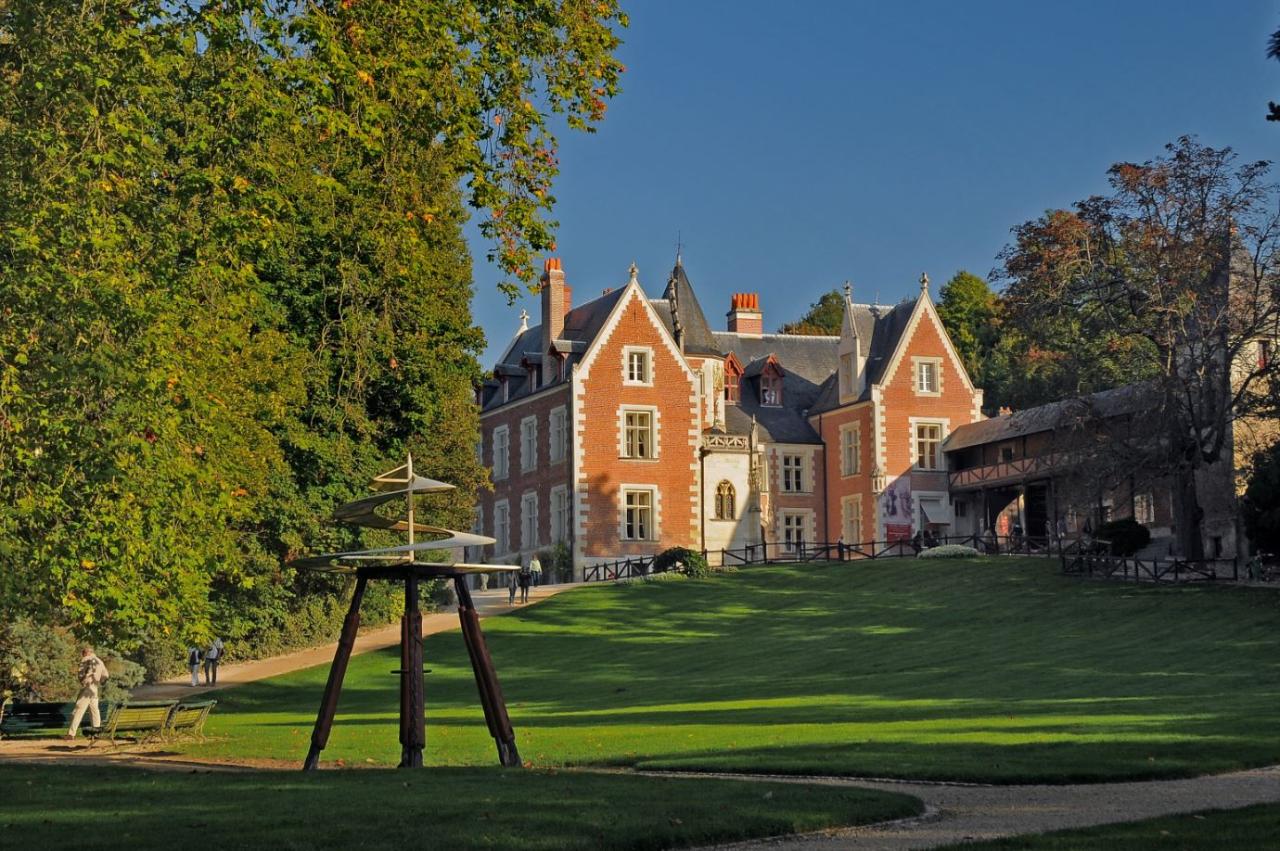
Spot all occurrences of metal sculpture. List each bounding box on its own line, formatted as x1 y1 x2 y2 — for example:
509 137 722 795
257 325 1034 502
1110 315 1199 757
290 454 521 770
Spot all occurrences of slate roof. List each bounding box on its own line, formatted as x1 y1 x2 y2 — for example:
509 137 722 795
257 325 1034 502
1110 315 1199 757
808 300 918 413
661 261 721 356
480 286 627 412
943 383 1156 452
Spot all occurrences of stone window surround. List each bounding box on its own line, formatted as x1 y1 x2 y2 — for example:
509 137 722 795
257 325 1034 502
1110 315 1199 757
549 405 568 464
618 404 660 461
622 345 655 386
618 483 660 542
912 356 943 397
519 415 538 473
908 416 949 471
491 424 510 481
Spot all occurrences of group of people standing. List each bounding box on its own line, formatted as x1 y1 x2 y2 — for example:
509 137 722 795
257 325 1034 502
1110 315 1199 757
187 638 224 687
507 553 542 606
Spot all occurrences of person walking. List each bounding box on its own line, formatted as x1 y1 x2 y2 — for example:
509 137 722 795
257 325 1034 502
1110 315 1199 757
518 561 531 604
507 571 517 606
65 646 109 741
187 645 202 687
203 637 223 686
529 553 543 588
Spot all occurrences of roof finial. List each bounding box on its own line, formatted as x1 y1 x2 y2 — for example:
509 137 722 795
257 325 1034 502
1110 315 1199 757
675 230 683 266
628 262 639 285
517 308 529 332
843 280 852 301
919 272 929 294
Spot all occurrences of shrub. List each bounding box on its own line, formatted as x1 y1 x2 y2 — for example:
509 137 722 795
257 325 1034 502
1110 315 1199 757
917 544 981 559
539 542 573 584
1097 518 1151 557
1243 442 1280 553
99 650 146 704
0 618 79 700
625 571 688 585
653 547 710 578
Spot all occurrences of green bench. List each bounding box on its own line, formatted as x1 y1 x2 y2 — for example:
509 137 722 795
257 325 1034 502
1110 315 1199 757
89 700 179 746
166 699 217 741
0 700 112 738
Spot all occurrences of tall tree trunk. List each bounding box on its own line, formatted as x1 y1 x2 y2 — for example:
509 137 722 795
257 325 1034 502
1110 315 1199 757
1173 464 1206 561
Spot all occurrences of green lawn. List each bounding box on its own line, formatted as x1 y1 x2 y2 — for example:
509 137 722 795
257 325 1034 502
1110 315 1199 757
941 803 1280 849
0 764 920 850
190 558 1280 782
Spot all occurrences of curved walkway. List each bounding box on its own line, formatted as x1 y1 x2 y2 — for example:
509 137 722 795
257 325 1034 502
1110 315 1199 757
683 765 1280 850
134 583 571 700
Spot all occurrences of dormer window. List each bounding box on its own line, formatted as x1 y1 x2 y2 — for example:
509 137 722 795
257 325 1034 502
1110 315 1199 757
761 374 782 406
500 376 509 403
723 353 743 405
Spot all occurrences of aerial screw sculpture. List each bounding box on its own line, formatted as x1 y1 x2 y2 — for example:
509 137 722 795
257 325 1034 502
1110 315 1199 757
289 454 521 770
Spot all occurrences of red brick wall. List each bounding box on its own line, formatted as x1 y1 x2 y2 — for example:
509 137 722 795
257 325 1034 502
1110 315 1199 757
574 286 701 561
478 384 572 560
816 404 875 543
877 301 982 533
765 444 826 543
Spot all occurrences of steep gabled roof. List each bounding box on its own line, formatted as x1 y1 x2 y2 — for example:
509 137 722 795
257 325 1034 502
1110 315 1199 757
480 286 628 412
660 261 721 356
806 300 917 412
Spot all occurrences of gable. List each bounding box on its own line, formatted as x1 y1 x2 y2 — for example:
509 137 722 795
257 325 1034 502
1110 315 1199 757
574 282 699 386
876 296 976 394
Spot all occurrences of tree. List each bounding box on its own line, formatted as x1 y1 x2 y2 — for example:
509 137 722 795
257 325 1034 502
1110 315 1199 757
997 137 1280 559
1242 441 1280 553
778 289 844 335
0 1 627 657
1267 25 1280 122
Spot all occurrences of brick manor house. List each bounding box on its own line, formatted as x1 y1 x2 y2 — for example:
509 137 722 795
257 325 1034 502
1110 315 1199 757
473 256 1251 576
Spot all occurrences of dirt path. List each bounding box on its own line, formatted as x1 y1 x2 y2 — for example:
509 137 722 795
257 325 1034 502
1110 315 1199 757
681 767 1280 850
134 583 572 700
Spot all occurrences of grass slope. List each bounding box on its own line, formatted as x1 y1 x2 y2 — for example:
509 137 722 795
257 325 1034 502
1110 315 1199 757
193 559 1280 782
941 802 1280 849
0 764 920 850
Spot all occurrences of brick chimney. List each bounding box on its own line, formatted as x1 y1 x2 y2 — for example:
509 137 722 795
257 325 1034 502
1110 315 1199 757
727 292 762 335
540 258 572 354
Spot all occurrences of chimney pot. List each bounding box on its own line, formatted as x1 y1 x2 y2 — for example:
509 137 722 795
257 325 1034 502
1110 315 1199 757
727 292 763 335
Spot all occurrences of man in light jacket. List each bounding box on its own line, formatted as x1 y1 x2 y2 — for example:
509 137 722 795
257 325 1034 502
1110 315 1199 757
65 646 109 740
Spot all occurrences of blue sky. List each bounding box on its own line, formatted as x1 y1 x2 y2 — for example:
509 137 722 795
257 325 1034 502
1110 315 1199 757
468 1 1280 362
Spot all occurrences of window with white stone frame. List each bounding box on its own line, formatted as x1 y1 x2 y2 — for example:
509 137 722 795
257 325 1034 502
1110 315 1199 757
549 406 568 463
520 491 538 550
841 494 863 544
621 487 655 541
623 346 653 385
781 454 804 492
840 423 861 476
913 357 942 396
493 499 509 554
621 408 656 459
520 416 537 472
782 512 807 552
492 425 509 480
550 485 570 543
913 423 943 471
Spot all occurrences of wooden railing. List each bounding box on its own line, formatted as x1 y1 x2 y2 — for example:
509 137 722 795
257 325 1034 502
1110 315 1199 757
1061 552 1238 584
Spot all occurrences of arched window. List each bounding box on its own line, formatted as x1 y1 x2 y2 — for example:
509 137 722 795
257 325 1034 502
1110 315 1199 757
714 481 736 520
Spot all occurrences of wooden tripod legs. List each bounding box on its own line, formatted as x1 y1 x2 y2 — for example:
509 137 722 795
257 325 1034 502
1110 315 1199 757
303 575 368 771
454 578 521 767
399 577 426 768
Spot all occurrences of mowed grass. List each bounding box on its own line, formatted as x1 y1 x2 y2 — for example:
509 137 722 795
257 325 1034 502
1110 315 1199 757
191 558 1280 782
941 802 1280 850
0 764 920 851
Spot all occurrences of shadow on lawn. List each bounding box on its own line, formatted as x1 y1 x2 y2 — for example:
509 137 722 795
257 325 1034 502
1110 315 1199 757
199 560 1280 781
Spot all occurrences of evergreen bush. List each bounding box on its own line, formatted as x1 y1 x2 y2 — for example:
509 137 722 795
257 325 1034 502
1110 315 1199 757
654 547 710 578
1097 518 1151 557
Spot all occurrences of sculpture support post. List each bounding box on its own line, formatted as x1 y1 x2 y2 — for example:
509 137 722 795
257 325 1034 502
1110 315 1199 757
454 577 521 767
303 575 368 771
399 575 426 768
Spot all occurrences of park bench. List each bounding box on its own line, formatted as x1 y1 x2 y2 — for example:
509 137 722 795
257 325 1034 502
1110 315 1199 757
165 699 217 741
88 699 179 747
0 700 110 739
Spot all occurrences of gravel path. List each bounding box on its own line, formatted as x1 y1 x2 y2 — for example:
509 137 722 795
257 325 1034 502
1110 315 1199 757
682 766 1280 850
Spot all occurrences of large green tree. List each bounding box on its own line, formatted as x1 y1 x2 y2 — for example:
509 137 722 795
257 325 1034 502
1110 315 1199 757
0 0 626 662
777 289 843 335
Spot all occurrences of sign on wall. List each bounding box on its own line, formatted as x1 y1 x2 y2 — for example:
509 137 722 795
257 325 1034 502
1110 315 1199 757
880 476 913 542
